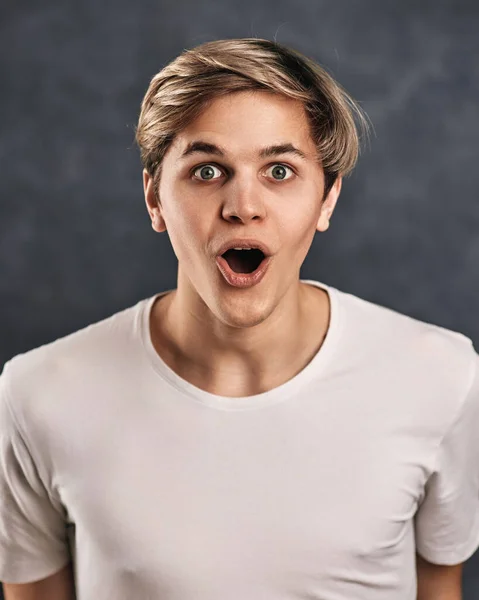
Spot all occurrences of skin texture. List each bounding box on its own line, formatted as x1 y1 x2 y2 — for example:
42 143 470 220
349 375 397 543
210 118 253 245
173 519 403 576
415 552 463 599
2 561 76 600
143 90 342 397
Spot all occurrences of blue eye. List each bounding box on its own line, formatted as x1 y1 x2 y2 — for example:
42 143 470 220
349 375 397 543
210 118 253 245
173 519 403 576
266 164 294 181
193 164 223 181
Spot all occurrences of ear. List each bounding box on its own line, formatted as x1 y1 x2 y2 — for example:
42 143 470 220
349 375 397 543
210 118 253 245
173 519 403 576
316 176 342 233
143 169 167 233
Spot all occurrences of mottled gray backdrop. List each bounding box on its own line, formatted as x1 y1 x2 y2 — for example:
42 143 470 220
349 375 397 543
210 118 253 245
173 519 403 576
1 0 479 596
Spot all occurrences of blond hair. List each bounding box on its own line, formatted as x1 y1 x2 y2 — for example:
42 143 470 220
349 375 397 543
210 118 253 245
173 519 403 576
136 38 370 198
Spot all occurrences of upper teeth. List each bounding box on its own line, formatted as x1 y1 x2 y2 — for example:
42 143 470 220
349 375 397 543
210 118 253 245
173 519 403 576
233 247 252 250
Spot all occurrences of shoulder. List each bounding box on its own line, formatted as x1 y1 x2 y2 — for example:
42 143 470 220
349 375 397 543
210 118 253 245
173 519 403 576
336 284 474 352
333 285 477 399
0 296 151 417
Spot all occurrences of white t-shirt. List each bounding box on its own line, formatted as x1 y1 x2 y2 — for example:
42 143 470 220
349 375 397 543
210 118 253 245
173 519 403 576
1 279 479 600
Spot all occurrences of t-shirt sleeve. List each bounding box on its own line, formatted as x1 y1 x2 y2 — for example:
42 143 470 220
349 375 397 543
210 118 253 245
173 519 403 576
0 366 71 584
414 349 479 565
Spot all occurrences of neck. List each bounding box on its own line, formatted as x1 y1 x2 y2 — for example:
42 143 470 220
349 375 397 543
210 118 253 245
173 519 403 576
150 277 330 397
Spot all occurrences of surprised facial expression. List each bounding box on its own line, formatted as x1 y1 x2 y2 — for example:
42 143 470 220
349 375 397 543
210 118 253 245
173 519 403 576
144 90 341 328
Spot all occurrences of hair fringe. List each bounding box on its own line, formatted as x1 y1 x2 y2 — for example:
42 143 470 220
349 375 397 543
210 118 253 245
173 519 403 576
135 38 371 196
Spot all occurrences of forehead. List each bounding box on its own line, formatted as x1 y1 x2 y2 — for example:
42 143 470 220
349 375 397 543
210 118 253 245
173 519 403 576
170 91 316 158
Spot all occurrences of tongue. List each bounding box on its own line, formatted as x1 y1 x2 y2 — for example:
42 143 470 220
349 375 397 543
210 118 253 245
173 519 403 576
223 249 263 274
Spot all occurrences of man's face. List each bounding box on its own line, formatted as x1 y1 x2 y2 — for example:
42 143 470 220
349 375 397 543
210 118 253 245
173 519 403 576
144 90 341 328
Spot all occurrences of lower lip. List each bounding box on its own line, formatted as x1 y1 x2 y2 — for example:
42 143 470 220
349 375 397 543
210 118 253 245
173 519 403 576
216 254 272 288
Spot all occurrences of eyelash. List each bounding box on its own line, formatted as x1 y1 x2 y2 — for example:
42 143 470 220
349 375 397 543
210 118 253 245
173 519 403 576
191 163 296 182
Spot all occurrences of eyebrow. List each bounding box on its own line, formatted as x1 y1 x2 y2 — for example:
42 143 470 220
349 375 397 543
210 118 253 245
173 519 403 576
179 140 308 161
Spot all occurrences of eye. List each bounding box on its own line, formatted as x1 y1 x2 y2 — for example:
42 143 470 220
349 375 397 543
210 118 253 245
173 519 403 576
192 164 223 181
265 164 295 181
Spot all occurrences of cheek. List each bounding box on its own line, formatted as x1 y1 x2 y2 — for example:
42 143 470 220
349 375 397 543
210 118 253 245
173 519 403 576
165 197 214 260
280 200 321 252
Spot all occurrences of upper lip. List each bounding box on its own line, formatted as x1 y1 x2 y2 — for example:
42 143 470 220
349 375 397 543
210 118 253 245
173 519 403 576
216 238 273 257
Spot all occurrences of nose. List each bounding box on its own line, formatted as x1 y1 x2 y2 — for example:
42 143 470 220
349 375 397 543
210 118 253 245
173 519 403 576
220 175 266 224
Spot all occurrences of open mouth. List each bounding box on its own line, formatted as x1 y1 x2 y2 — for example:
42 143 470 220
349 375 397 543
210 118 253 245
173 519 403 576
221 248 265 274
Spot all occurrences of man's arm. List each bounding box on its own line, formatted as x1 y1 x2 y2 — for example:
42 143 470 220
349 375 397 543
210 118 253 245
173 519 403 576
416 552 463 600
2 561 76 600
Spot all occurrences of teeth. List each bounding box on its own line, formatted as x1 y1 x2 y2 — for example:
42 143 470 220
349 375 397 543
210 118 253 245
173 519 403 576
232 247 253 250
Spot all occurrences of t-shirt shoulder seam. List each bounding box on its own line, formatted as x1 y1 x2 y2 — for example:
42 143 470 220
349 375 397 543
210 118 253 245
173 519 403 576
6 298 146 367
430 343 478 475
1 365 52 496
340 289 473 344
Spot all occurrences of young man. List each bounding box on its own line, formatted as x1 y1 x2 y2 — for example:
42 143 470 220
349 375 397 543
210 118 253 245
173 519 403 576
1 38 478 600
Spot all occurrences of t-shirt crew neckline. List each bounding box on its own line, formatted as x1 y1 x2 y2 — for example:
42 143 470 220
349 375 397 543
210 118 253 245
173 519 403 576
138 279 342 411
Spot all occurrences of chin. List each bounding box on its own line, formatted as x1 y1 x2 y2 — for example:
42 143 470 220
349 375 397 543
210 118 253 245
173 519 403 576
213 299 274 330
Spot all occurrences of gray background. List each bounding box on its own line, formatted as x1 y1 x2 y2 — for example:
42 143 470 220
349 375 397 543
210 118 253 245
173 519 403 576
1 0 479 596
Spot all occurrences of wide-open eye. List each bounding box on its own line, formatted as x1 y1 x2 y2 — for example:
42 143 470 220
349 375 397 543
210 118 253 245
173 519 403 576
192 164 223 181
265 164 295 181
